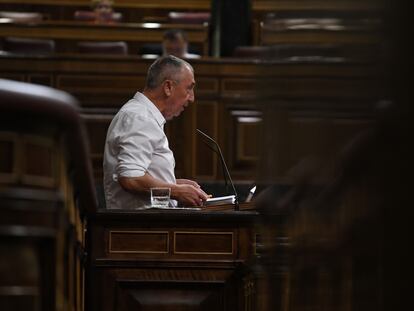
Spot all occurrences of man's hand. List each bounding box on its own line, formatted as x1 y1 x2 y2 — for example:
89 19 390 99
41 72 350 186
119 174 209 207
176 178 201 188
172 183 209 207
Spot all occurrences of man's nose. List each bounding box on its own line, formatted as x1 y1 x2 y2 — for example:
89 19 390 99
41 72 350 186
188 90 195 103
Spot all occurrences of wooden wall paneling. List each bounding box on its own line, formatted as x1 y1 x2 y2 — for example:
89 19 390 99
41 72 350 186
0 131 19 183
0 55 383 185
252 0 381 12
194 101 219 179
263 105 405 311
21 135 56 188
236 116 262 161
28 74 53 87
54 58 151 109
215 94 265 183
260 28 380 46
221 78 258 99
81 113 114 181
227 109 262 176
264 77 380 100
165 98 196 179
252 1 383 40
218 72 262 180
274 108 374 180
242 273 256 311
0 73 25 82
285 116 329 170
57 74 144 110
82 114 113 158
251 18 262 46
256 97 377 184
190 79 221 179
56 75 145 97
282 114 338 178
195 77 219 97
74 93 132 109
0 132 59 188
325 117 374 153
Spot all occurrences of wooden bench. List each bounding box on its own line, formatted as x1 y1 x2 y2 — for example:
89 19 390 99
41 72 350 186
0 78 97 310
0 20 209 55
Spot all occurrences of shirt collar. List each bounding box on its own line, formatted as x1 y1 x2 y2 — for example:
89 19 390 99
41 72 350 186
133 92 166 127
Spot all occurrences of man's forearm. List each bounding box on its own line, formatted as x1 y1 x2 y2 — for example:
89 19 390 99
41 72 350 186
119 173 176 194
119 173 208 206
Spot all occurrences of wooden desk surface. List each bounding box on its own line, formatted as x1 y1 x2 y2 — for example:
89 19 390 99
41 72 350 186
94 203 258 222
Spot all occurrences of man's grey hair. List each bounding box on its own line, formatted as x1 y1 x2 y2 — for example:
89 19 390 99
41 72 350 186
145 55 193 89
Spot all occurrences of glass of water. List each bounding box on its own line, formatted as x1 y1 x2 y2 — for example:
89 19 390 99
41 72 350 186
150 187 171 208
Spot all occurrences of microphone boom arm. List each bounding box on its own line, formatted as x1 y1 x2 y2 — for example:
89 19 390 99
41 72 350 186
196 129 239 210
203 142 228 190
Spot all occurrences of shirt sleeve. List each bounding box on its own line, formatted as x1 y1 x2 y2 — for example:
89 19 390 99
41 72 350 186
115 112 157 178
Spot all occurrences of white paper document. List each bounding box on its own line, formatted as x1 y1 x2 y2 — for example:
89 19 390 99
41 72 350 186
204 195 236 206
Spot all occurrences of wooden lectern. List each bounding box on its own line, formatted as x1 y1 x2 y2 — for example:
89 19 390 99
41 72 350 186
87 203 257 311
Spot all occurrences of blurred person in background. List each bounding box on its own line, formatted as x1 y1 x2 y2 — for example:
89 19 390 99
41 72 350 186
91 0 117 23
162 29 200 59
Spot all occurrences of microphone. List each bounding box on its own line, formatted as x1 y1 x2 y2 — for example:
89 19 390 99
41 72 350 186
196 129 239 210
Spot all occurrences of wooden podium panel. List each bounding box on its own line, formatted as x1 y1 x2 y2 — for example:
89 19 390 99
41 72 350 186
87 205 258 311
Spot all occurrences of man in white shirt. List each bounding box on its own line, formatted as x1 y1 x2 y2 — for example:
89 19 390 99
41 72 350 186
103 55 208 209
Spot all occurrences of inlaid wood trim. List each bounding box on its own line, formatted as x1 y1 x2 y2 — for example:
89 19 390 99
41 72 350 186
254 233 260 256
56 75 146 93
194 101 218 179
21 135 56 188
109 230 169 254
0 73 26 82
173 231 234 255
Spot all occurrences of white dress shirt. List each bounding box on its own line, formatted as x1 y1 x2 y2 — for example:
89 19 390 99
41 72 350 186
103 92 176 209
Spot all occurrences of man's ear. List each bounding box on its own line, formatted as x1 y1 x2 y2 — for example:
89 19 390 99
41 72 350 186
163 80 173 97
